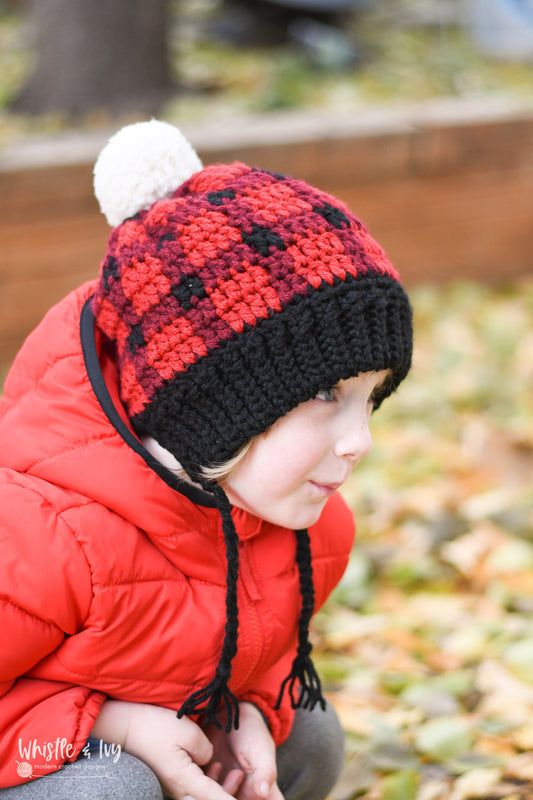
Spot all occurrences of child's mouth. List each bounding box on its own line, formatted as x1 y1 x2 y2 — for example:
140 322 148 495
309 481 342 497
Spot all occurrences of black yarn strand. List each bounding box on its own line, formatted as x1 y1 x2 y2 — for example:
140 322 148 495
275 528 326 713
177 483 241 732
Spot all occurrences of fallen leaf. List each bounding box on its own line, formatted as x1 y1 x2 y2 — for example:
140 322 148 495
448 767 502 800
414 716 474 762
380 769 418 800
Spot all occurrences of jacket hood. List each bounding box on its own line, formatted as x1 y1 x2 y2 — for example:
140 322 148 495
0 281 218 539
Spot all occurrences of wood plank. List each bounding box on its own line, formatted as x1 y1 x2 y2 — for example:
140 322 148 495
0 163 97 222
340 169 533 283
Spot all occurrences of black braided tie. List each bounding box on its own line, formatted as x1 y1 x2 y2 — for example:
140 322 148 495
275 528 326 712
177 484 241 732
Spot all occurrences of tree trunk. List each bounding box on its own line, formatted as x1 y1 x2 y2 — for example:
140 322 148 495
11 0 175 116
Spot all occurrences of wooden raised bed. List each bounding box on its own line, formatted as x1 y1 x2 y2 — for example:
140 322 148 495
1 97 533 366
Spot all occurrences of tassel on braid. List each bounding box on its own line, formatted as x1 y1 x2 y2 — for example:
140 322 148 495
275 528 327 712
177 483 241 732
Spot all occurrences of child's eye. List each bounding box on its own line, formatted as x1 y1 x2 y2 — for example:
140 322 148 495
315 387 337 402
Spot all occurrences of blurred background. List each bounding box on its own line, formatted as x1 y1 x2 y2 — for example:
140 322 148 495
1 1 533 798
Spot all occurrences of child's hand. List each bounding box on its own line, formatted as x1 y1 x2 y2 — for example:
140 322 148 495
92 700 241 800
206 702 284 800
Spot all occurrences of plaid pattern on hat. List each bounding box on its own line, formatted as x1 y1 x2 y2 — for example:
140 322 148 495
92 162 412 478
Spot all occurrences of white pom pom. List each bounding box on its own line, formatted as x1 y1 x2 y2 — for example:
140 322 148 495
94 119 203 227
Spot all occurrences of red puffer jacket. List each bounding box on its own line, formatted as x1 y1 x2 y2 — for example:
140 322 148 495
0 280 355 787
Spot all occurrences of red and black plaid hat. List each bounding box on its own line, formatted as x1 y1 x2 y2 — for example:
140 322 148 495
91 120 413 731
92 122 412 482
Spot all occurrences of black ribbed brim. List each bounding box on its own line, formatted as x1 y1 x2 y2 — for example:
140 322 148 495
133 273 413 476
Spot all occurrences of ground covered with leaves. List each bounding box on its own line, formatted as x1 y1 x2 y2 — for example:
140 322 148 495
314 279 533 800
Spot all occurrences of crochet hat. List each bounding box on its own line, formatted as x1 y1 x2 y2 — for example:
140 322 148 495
92 119 413 730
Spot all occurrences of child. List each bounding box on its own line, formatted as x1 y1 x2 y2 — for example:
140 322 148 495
0 120 412 800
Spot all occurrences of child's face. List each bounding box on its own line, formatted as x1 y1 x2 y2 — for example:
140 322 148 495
225 370 390 530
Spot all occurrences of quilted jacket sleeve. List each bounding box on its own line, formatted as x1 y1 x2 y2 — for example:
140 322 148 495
0 473 106 787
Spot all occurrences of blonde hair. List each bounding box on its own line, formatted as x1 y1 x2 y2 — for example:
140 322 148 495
170 438 254 486
199 439 254 484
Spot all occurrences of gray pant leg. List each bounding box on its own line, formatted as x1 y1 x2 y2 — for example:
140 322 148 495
276 701 345 800
0 751 163 800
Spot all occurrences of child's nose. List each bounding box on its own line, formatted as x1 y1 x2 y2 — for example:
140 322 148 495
334 410 373 463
